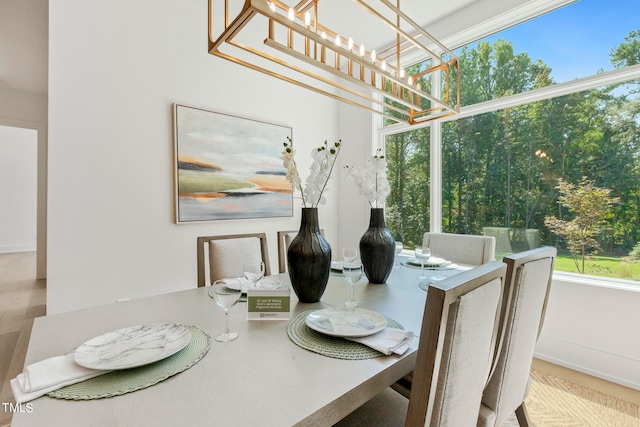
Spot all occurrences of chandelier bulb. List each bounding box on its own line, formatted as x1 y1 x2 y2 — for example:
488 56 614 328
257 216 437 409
359 44 365 57
288 7 294 21
371 50 376 62
348 37 354 51
335 34 341 47
267 1 276 12
304 11 311 27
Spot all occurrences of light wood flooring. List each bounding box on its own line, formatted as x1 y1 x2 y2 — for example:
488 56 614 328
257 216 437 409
0 252 638 426
1 252 45 427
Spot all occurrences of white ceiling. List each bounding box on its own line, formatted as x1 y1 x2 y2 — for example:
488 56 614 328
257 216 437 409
0 0 537 97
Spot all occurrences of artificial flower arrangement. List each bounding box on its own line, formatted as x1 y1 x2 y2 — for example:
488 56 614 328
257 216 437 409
344 149 390 208
281 137 342 207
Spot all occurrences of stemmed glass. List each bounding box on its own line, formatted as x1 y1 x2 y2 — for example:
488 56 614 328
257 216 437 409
342 248 358 264
343 261 363 308
209 280 242 342
243 261 265 288
414 247 431 280
394 242 403 268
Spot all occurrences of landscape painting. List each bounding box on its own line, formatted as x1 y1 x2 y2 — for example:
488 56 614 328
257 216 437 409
174 104 293 222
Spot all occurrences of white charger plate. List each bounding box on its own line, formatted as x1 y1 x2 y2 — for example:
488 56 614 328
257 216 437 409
74 324 191 370
305 307 387 337
406 256 449 267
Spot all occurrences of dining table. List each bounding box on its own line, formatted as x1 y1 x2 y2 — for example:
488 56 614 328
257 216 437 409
11 255 468 427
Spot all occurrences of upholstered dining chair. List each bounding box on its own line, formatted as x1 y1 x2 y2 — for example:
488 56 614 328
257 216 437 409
276 229 324 273
478 246 556 427
196 233 271 287
334 261 508 427
422 232 496 266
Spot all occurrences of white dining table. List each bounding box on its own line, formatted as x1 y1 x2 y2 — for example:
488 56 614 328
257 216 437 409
11 256 466 427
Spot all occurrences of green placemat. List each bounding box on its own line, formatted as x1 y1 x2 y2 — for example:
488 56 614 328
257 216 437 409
287 310 404 360
48 325 211 400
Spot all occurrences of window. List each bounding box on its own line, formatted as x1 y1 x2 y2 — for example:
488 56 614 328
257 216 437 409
381 0 640 283
385 127 430 248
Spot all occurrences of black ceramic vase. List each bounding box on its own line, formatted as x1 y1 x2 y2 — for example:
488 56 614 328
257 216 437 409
359 208 396 284
287 208 332 303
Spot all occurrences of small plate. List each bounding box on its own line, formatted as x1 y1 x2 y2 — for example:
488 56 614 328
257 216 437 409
305 307 387 337
407 256 448 267
330 261 343 272
74 324 191 370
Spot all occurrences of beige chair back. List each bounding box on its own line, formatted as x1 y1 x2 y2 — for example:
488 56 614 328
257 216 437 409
422 232 496 266
197 234 271 287
277 229 324 273
406 261 507 426
479 246 556 427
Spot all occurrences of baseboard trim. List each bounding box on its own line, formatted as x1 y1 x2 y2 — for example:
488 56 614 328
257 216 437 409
0 245 36 253
535 335 640 391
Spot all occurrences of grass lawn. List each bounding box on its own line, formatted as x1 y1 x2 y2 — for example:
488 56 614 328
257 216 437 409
553 253 640 281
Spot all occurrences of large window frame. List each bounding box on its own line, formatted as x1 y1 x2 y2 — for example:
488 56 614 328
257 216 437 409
375 9 640 288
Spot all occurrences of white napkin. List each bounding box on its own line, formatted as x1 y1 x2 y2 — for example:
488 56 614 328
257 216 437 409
220 277 250 292
255 276 283 289
347 328 414 356
11 353 111 403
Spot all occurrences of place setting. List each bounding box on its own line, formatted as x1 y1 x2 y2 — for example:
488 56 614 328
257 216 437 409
214 260 287 295
401 246 458 271
287 306 414 360
11 323 211 403
287 248 414 360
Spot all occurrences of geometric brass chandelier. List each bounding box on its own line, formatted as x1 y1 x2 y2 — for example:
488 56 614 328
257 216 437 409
208 0 460 125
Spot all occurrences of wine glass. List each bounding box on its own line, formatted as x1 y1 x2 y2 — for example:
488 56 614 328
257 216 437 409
209 280 242 342
243 261 265 288
343 261 363 308
394 242 403 268
342 248 358 263
414 247 431 280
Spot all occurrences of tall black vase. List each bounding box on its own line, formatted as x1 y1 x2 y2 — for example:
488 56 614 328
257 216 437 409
359 208 396 284
287 208 332 303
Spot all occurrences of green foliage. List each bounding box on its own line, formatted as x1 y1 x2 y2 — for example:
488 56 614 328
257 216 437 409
385 30 640 261
629 242 640 260
610 30 640 68
545 177 618 273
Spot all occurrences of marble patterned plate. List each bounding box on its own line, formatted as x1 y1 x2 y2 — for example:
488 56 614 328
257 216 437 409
74 324 192 370
305 307 388 338
406 256 449 267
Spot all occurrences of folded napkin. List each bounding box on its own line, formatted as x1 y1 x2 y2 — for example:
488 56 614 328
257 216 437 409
347 328 414 356
255 276 283 290
11 353 111 404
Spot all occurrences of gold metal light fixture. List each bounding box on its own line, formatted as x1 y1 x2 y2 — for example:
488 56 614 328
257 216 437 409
208 0 460 125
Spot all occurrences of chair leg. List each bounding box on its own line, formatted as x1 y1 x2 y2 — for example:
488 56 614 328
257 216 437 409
515 402 531 427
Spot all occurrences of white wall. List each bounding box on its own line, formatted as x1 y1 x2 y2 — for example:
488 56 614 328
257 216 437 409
536 275 640 390
0 125 37 252
47 0 340 314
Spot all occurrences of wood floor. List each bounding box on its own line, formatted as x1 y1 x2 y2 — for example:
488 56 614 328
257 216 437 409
0 252 638 426
0 252 45 427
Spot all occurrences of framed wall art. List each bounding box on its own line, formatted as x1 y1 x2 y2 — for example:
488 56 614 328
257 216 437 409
173 104 293 222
